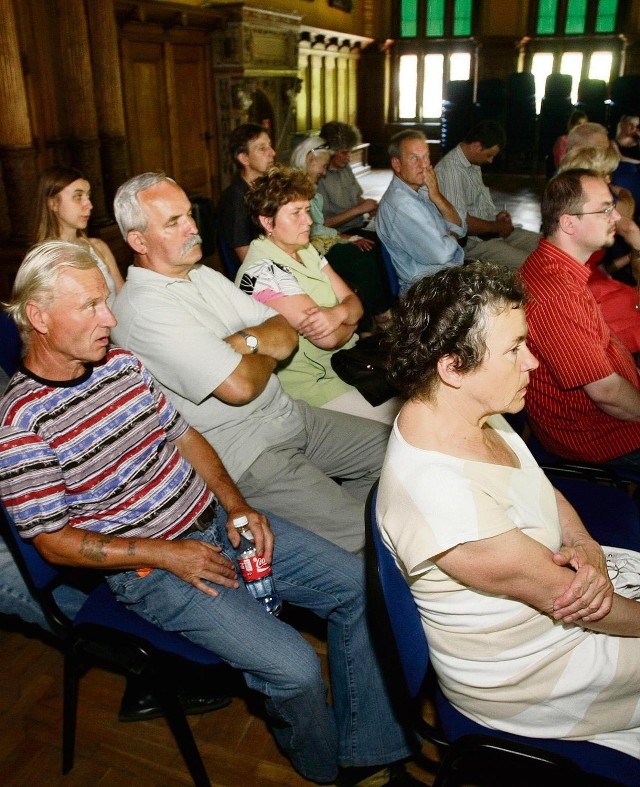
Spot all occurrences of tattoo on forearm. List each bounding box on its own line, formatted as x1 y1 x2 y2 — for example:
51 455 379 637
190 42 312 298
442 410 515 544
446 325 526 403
80 532 113 564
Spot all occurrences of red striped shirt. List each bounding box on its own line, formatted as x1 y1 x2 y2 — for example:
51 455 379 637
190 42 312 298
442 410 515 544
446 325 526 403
519 239 640 462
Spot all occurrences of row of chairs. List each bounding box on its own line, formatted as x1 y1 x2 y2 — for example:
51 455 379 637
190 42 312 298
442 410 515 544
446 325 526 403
3 270 640 784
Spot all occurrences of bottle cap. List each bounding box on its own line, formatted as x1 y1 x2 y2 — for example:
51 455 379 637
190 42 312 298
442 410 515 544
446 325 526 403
232 515 249 528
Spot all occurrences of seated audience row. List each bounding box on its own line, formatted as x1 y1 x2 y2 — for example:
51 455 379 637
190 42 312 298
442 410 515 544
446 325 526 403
377 122 540 294
0 228 417 784
219 123 392 335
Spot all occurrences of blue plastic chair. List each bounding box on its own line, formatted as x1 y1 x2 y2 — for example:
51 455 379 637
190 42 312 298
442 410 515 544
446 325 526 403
379 241 400 299
0 499 226 786
365 483 640 787
217 234 241 280
0 312 21 377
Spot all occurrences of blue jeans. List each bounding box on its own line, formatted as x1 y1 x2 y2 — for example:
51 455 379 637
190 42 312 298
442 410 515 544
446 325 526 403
107 507 411 783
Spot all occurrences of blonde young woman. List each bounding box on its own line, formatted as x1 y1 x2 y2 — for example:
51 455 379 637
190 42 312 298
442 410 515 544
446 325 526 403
32 166 124 303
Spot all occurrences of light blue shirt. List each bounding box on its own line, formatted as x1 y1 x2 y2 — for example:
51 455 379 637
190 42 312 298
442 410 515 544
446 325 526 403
376 175 466 293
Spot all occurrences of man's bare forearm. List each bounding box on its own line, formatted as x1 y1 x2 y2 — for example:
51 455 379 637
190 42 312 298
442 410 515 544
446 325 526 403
225 315 297 360
175 428 247 514
34 525 172 571
584 372 640 420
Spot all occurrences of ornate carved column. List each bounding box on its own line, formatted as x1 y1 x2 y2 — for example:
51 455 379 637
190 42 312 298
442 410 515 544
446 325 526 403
86 0 128 210
0 0 37 243
54 0 107 223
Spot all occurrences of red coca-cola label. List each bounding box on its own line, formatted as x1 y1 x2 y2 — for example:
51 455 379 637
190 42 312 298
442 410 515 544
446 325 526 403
239 554 271 581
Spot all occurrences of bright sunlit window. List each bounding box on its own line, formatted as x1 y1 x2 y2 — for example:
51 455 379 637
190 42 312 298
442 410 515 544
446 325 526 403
531 52 554 113
560 52 583 103
398 55 418 119
589 50 613 82
450 52 471 82
422 55 445 118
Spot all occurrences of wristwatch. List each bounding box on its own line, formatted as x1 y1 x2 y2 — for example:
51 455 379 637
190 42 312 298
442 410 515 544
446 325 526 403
239 330 259 354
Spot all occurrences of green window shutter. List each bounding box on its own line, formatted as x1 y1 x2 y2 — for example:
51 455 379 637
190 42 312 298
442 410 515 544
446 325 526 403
536 0 558 34
400 0 418 38
595 0 618 33
426 0 445 37
453 0 472 36
565 0 587 34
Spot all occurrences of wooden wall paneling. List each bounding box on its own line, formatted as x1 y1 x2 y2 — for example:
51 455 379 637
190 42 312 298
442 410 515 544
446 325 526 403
0 0 38 243
120 37 173 178
55 0 106 222
11 1 60 170
170 41 216 198
86 0 129 208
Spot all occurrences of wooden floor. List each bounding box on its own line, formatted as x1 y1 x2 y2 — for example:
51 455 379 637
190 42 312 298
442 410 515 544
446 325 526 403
0 613 440 787
359 168 545 235
0 173 544 786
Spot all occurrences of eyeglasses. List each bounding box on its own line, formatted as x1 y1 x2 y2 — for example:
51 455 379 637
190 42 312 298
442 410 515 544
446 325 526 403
567 201 617 217
310 144 330 153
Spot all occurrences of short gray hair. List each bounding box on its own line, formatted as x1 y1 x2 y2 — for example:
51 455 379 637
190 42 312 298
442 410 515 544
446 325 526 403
113 172 175 239
289 136 330 170
388 129 426 161
5 240 97 347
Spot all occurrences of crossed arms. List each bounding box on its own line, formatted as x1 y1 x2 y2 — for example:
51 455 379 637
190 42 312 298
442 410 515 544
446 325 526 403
434 487 640 636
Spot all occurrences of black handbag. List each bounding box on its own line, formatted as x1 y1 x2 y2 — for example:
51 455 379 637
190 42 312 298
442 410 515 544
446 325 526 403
330 334 398 407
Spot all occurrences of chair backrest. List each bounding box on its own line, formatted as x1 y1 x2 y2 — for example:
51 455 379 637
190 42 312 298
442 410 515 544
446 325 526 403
365 483 429 698
0 312 21 377
0 499 72 635
217 233 241 280
379 242 400 299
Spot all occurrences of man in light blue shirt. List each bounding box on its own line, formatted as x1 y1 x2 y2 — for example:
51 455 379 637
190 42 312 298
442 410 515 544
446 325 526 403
377 129 467 293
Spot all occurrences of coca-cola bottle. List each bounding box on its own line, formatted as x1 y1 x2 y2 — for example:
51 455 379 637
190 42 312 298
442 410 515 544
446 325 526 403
233 516 282 616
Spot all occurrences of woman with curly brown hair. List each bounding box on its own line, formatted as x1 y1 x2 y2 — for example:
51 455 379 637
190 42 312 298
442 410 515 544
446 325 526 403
236 166 399 423
378 261 640 764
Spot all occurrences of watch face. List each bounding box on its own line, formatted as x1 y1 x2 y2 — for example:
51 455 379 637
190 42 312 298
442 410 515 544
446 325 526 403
245 334 258 351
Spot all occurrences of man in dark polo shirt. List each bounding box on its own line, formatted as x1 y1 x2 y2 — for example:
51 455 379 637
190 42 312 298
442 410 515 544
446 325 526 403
218 123 275 264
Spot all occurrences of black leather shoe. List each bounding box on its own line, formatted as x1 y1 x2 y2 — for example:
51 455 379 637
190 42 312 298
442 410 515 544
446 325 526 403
118 685 231 723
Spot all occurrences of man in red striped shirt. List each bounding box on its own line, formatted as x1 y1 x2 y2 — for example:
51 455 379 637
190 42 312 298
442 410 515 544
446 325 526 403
520 168 640 467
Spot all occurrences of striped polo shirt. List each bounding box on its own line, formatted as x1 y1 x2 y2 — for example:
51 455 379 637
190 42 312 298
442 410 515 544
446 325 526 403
0 347 212 540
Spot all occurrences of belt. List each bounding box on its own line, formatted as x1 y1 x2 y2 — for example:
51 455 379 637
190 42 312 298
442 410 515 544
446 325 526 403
179 501 218 538
135 501 217 578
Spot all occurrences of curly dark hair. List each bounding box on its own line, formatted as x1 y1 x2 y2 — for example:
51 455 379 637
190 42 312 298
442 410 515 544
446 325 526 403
245 166 316 229
387 262 526 400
